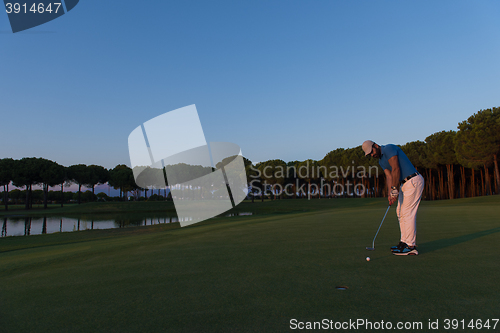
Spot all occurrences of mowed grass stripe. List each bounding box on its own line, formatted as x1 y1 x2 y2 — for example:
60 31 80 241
0 196 499 332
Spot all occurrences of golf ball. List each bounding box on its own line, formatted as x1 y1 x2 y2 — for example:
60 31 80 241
366 257 371 261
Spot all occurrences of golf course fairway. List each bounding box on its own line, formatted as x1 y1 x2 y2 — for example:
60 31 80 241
1 196 499 332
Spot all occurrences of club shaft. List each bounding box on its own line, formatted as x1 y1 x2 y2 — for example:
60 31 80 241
371 205 391 248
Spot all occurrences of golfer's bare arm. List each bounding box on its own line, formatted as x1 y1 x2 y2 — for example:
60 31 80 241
383 156 400 193
388 156 400 189
384 169 392 194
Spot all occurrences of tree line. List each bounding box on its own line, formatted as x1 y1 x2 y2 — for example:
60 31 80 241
0 161 139 210
249 107 499 201
1 107 498 210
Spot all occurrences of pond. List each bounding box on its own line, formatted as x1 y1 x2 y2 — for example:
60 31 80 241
1 212 253 237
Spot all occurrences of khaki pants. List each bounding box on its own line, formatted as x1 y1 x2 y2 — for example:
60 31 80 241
396 174 424 247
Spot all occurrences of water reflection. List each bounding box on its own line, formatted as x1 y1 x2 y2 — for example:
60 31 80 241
24 217 31 236
2 217 7 237
0 212 253 237
42 217 47 234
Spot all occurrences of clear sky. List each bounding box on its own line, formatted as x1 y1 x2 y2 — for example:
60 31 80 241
2 0 499 169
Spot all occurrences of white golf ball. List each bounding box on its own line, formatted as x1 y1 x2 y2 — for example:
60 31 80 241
366 257 371 261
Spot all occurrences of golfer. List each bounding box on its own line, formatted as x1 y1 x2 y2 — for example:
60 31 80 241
362 140 424 255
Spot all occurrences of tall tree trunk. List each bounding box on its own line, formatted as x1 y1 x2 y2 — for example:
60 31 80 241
495 162 499 195
494 153 500 194
458 175 462 199
446 164 454 200
426 170 431 200
460 166 466 198
376 176 380 197
480 169 485 196
427 173 430 200
429 169 434 200
373 177 377 197
351 177 356 198
30 184 33 209
78 184 82 204
3 184 8 211
25 185 30 210
43 183 48 209
437 167 445 200
484 164 491 195
470 168 475 197
61 184 64 207
361 178 366 198
425 169 432 200
341 178 346 198
368 177 371 198
444 167 449 199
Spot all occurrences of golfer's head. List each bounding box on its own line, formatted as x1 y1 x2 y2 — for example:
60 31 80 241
363 140 380 158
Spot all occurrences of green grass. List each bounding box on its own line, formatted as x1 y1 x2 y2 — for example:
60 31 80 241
0 198 365 217
0 202 178 217
0 198 373 221
1 196 499 332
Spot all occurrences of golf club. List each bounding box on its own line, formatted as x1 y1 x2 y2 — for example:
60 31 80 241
366 205 391 251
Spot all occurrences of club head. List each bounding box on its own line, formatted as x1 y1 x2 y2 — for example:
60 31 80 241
366 247 375 251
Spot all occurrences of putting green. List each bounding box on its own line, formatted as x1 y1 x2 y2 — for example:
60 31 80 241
1 196 499 332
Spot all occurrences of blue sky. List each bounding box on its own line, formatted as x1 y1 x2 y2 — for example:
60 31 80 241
2 0 500 170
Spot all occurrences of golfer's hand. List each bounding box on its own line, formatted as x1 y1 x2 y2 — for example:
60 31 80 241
388 196 397 206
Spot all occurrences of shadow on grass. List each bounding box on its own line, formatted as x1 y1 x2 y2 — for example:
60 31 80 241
419 227 500 253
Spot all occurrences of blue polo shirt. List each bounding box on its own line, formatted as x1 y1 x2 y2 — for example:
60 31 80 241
379 144 417 182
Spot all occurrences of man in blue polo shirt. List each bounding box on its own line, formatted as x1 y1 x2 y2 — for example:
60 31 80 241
362 140 424 255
